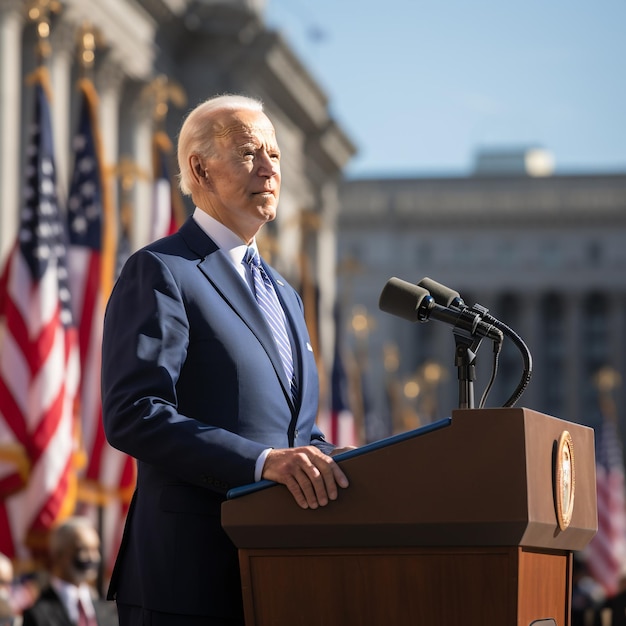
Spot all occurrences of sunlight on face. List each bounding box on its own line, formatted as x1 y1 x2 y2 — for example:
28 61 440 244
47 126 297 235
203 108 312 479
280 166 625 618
199 108 281 243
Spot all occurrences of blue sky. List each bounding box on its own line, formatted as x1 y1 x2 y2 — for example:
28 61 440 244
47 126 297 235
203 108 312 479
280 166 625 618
264 0 626 178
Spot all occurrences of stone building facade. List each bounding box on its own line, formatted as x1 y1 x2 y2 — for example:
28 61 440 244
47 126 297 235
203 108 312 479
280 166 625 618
337 168 626 442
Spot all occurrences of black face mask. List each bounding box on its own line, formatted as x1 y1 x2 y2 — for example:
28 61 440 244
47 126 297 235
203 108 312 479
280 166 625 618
72 556 100 573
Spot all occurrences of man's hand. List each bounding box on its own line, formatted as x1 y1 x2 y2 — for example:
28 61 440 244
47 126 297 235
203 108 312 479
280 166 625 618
262 446 349 510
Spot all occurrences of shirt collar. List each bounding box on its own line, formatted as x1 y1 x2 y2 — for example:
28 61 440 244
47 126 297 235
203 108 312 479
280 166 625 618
192 207 258 267
50 577 95 619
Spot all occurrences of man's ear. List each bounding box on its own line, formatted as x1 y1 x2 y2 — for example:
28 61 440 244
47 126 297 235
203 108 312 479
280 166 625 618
190 155 208 185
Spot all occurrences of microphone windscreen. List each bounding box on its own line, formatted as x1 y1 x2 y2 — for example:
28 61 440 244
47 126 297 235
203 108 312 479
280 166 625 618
379 277 429 322
418 277 462 308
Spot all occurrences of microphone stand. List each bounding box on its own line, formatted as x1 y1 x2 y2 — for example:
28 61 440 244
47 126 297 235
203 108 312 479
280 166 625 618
453 328 484 409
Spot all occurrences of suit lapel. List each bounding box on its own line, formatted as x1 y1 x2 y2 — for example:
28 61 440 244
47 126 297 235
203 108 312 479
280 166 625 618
38 587 74 626
179 219 296 410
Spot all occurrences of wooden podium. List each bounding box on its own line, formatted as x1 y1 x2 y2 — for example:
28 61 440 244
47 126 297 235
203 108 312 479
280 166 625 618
221 408 597 626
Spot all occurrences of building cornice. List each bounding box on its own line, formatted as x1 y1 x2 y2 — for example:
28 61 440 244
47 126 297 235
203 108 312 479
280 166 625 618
339 174 626 227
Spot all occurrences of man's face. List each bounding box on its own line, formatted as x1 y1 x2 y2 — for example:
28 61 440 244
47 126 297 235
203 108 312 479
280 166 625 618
58 527 101 586
199 108 281 243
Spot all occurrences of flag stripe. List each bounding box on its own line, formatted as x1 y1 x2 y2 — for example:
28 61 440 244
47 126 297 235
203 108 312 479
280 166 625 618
0 505 14 556
76 254 100 365
0 373 28 446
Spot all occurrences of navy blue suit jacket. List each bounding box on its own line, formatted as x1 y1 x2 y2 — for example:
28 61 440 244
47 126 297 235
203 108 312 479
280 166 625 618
102 218 332 620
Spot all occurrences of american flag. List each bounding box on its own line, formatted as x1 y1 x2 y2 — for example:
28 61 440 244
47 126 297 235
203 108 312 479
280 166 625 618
318 305 357 448
329 336 358 447
66 79 135 575
585 412 626 597
0 76 80 559
150 131 182 242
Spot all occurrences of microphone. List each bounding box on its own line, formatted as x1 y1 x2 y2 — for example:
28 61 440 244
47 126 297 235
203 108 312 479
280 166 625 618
379 277 503 343
415 276 533 408
417 277 464 309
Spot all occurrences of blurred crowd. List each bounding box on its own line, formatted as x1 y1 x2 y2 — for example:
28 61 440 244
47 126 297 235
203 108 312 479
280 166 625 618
0 516 116 626
0 553 40 626
573 555 626 626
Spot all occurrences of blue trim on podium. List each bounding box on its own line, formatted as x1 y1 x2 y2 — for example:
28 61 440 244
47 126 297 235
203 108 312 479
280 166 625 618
226 417 452 500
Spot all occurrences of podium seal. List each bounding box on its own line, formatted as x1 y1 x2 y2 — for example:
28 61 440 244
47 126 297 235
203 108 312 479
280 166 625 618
555 430 575 531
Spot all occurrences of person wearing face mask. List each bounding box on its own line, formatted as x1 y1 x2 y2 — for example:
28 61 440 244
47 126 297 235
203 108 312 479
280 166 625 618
22 517 117 626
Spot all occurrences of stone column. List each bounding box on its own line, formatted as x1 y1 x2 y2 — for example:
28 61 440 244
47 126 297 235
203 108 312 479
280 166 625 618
96 53 126 231
317 181 339 378
129 90 153 250
563 292 582 424
518 291 540 412
0 0 24 265
606 292 624 372
606 291 626 417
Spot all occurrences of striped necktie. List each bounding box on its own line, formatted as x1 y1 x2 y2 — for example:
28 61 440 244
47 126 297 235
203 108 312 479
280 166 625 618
244 248 297 399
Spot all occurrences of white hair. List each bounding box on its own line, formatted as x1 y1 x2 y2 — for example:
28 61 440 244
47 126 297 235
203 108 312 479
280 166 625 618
177 94 265 196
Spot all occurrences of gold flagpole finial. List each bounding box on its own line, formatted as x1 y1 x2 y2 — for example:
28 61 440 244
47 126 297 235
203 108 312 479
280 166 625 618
143 74 187 127
112 157 150 193
26 0 62 61
594 365 622 394
77 23 98 73
594 365 622 423
108 157 150 239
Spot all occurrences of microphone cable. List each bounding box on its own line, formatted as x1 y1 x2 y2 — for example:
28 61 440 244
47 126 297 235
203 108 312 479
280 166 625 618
418 277 533 408
478 331 503 409
481 312 532 408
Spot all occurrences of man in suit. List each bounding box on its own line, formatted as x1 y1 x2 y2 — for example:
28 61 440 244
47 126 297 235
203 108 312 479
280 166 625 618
101 94 351 625
22 517 117 626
